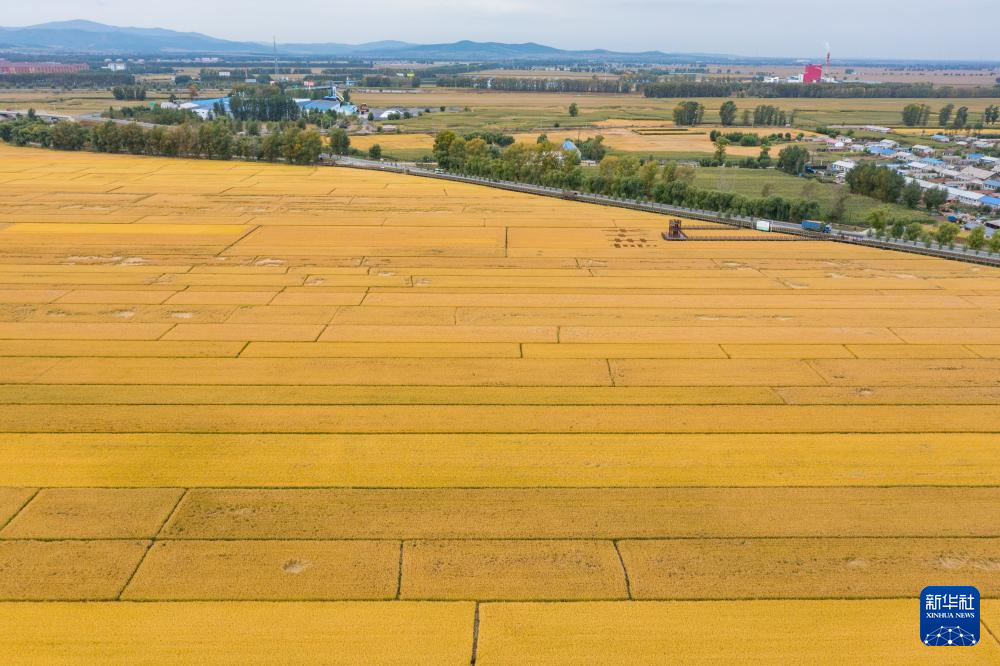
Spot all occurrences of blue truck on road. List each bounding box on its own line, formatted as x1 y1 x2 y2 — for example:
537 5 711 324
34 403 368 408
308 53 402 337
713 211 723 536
801 220 832 234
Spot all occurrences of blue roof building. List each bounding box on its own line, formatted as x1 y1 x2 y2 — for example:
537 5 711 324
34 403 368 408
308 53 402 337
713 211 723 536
295 83 357 116
298 98 357 114
189 97 231 113
561 139 581 155
867 145 895 156
981 195 1000 209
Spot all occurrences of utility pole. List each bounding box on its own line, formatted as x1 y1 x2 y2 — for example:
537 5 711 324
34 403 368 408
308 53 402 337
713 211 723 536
273 37 278 79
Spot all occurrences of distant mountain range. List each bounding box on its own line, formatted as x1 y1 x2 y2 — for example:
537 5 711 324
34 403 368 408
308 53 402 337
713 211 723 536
0 20 724 62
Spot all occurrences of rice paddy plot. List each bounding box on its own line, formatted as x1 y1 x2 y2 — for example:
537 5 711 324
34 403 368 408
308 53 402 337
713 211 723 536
0 143 998 663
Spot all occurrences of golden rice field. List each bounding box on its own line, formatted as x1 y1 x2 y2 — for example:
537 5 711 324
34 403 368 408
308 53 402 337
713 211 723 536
349 124 816 157
0 142 998 663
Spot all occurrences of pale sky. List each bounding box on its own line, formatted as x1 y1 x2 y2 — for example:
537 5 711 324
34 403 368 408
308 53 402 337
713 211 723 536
4 0 999 61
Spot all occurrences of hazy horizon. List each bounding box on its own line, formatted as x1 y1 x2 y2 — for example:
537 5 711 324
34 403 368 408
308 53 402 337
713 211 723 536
3 1 999 61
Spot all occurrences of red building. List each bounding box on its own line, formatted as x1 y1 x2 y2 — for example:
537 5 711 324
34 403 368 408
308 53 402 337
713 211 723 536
803 64 823 84
0 60 88 74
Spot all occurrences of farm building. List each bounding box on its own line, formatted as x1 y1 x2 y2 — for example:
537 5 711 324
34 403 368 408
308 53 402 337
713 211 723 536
830 159 857 173
294 84 357 115
960 166 994 182
866 145 895 156
949 188 986 206
981 196 1000 210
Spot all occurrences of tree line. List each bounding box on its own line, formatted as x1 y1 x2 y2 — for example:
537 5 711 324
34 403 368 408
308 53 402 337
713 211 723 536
0 116 333 166
103 105 197 125
709 130 796 146
228 85 301 122
111 85 147 101
672 101 790 127
644 81 1000 99
0 71 135 89
430 130 819 223
436 76 633 94
902 103 992 128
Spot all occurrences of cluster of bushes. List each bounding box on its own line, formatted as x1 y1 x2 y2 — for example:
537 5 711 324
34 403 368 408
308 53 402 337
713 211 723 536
846 163 948 209
111 85 146 101
863 208 993 251
103 105 198 125
463 130 514 146
577 135 607 161
430 130 819 223
0 116 330 166
708 130 795 146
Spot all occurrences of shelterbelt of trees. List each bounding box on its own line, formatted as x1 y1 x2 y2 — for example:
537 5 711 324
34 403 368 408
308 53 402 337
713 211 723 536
644 80 1000 99
0 115 344 166
0 71 135 88
432 130 819 223
436 76 633 94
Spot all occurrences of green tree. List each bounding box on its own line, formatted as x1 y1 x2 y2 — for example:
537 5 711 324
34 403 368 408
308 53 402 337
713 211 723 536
901 180 923 208
776 145 809 175
328 128 350 156
282 128 322 165
827 188 848 224
432 130 457 167
49 121 87 151
846 162 905 204
890 218 906 239
923 187 948 211
568 103 578 117
935 222 959 248
952 106 969 128
938 103 955 127
967 226 986 251
989 232 1000 254
368 143 382 159
719 101 738 126
672 101 705 126
713 136 729 164
901 104 927 127
757 145 772 168
904 222 923 242
865 207 890 237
